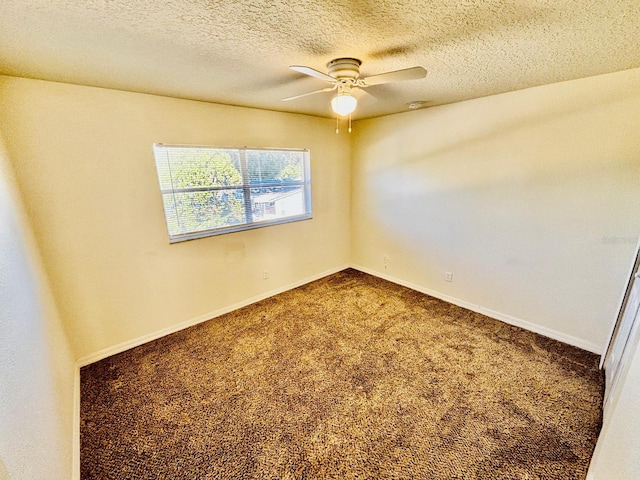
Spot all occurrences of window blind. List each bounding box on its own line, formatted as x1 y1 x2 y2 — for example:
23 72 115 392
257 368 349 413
153 144 312 242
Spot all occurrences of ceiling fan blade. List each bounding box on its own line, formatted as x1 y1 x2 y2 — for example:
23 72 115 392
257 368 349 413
363 66 427 86
281 85 336 102
355 86 377 100
290 65 336 83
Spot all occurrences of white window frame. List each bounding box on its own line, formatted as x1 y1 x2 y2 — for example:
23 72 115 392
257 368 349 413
153 144 312 243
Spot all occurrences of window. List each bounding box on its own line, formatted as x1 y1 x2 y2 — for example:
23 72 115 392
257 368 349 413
153 144 312 242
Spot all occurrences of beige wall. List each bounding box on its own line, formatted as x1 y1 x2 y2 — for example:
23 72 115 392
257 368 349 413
0 134 75 478
2 69 639 478
351 68 640 352
2 71 638 358
0 76 351 361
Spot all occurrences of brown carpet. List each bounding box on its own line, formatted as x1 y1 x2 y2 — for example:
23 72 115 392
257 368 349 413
81 268 603 479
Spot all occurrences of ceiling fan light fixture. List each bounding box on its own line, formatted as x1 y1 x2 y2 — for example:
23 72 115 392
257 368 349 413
285 58 427 121
331 91 357 116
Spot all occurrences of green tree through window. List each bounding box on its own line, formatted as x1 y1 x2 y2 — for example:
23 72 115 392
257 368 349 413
171 149 245 232
154 145 311 242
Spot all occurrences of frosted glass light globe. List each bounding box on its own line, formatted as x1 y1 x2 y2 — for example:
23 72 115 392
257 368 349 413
331 93 357 116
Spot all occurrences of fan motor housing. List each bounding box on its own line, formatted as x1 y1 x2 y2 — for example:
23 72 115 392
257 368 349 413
327 58 361 80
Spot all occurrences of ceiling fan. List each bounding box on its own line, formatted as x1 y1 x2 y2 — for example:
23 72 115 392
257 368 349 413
282 57 427 118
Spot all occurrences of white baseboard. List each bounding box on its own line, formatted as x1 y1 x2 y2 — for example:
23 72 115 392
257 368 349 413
76 264 350 367
77 262 602 366
73 262 601 475
350 264 603 355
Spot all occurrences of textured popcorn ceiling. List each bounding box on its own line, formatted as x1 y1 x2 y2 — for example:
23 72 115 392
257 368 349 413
0 0 639 119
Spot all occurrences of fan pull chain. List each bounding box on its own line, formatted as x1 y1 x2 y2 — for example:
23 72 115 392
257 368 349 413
335 115 354 134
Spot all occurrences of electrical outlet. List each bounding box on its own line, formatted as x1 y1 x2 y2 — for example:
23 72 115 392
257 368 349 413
383 255 389 271
263 270 269 280
445 272 453 282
